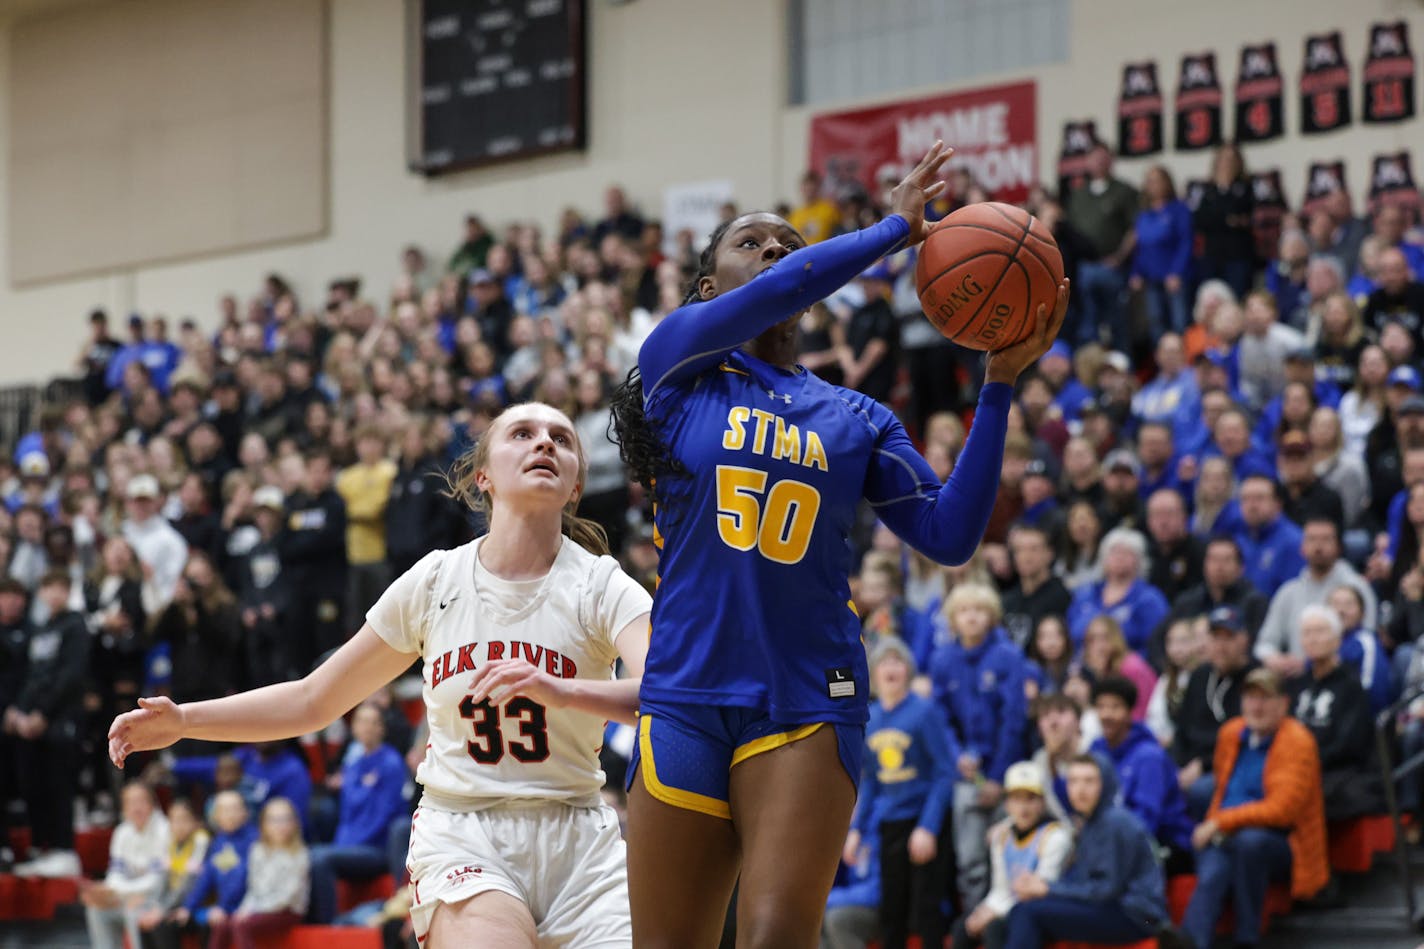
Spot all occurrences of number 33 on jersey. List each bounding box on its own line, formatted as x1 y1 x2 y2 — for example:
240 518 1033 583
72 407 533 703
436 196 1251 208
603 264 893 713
367 537 651 808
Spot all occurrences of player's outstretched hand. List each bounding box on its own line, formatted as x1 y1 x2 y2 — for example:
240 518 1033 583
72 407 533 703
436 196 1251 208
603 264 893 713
984 278 1071 385
889 140 953 246
468 659 568 709
108 696 186 769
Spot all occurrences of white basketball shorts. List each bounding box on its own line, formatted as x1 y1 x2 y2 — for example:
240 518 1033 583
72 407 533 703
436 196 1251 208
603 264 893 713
406 800 631 947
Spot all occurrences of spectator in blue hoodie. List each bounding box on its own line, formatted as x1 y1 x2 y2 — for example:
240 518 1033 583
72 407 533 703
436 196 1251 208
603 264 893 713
1234 475 1306 598
931 583 1028 909
1066 527 1169 656
845 637 957 949
1090 676 1195 870
168 790 256 937
308 703 411 923
1203 408 1276 483
172 742 313 837
1129 166 1194 338
1002 754 1171 949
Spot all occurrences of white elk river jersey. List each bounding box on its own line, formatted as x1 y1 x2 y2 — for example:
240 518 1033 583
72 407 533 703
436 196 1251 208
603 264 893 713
367 536 651 811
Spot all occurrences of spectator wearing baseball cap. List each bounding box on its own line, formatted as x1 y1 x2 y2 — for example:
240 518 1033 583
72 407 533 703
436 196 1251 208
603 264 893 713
952 761 1071 949
1181 668 1328 949
120 474 189 609
1000 753 1171 949
846 637 957 949
1277 430 1345 531
1172 606 1261 820
1151 536 1267 669
1097 450 1146 533
1366 391 1424 531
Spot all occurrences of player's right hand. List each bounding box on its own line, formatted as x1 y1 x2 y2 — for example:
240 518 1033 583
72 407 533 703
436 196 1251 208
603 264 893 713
468 658 568 709
889 141 953 246
108 696 186 768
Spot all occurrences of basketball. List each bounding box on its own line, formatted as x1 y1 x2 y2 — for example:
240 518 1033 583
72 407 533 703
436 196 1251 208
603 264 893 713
915 202 1065 351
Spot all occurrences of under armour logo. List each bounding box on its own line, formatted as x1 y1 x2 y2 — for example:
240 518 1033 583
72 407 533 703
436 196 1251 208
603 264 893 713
766 389 792 404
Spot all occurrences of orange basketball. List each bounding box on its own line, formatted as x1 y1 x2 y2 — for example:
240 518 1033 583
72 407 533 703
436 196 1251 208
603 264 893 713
915 202 1064 351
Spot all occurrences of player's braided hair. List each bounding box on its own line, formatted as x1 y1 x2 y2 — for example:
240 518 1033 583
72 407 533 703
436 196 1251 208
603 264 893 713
608 218 737 499
444 403 610 556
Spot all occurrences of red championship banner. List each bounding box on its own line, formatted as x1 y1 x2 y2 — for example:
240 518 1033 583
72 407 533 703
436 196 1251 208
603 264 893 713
808 81 1037 204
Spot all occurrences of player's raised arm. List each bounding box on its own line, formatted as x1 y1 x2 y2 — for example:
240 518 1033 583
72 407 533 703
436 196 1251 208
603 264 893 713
639 143 952 398
865 282 1070 564
107 624 415 767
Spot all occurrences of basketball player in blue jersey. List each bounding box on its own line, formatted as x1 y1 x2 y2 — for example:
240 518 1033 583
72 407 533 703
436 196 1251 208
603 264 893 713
609 141 1070 949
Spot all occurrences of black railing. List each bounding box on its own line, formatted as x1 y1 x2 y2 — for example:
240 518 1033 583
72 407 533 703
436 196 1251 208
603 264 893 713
1376 681 1424 930
0 378 84 457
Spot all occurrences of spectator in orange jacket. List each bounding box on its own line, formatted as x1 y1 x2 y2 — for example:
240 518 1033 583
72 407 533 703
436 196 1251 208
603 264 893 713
1180 668 1328 949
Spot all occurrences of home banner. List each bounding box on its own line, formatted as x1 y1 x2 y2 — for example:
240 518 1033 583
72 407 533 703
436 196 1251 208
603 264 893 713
807 80 1038 202
1363 21 1416 124
1300 31 1352 134
1234 42 1285 143
1117 61 1164 157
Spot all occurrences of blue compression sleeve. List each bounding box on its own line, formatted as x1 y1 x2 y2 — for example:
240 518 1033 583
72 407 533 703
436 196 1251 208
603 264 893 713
861 382 1012 564
640 215 911 398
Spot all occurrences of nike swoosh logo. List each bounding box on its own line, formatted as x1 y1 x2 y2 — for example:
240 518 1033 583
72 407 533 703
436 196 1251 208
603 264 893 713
440 594 460 609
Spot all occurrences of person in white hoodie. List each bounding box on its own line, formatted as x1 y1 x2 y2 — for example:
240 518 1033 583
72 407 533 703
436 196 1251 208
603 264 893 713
120 474 188 610
82 781 170 949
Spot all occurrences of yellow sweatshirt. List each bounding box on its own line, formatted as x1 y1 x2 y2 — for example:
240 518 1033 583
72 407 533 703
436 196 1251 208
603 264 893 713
336 459 397 565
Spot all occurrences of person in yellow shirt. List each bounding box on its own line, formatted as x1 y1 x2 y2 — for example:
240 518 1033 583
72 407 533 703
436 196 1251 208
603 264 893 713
787 170 842 244
336 426 398 620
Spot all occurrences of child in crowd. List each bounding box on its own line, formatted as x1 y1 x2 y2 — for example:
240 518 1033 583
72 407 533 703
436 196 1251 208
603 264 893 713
952 761 1071 949
82 782 170 949
931 582 1029 909
846 638 957 949
170 791 255 947
139 797 212 949
208 796 310 949
1146 618 1206 745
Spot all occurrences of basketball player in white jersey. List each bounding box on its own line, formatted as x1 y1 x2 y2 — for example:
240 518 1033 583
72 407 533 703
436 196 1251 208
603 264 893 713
108 402 651 949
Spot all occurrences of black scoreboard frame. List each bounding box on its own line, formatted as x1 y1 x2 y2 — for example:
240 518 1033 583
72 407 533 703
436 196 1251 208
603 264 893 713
407 0 588 176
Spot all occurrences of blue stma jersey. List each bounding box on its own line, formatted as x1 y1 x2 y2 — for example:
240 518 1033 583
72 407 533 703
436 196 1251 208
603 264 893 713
637 215 1010 726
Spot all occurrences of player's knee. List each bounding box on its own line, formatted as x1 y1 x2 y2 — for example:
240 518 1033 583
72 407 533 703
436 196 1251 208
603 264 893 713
737 901 820 949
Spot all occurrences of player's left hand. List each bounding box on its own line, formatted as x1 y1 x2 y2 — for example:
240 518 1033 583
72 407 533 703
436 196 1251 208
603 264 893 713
984 278 1070 385
468 659 568 709
908 827 937 864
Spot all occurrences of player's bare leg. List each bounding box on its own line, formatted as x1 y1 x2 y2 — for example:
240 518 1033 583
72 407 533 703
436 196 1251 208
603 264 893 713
729 725 857 949
626 773 741 949
427 891 538 949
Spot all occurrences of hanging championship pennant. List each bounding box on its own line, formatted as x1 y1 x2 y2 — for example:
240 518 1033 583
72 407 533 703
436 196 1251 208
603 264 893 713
1302 160 1348 216
1118 61 1164 157
1364 21 1417 124
1234 42 1285 142
1057 120 1102 197
1175 52 1224 151
1300 32 1352 134
1250 169 1289 261
1368 151 1421 219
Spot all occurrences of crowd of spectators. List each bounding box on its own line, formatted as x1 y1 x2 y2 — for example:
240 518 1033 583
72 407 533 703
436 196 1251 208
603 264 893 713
0 140 1422 948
